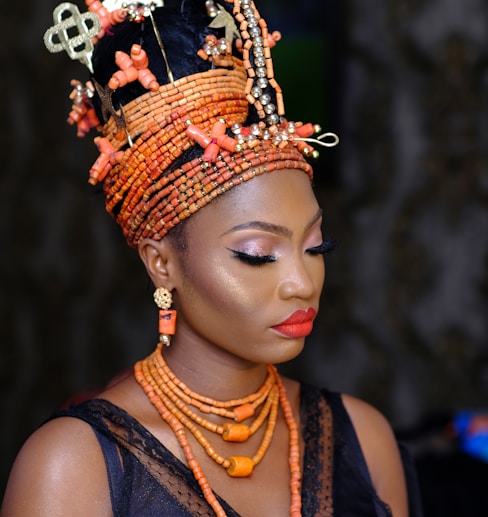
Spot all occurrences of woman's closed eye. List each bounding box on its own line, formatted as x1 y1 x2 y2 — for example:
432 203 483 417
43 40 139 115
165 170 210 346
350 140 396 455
306 237 337 256
227 248 276 266
228 238 336 266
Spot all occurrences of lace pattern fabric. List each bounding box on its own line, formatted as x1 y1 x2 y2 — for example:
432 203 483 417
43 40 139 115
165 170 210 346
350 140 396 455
73 399 238 516
300 385 334 515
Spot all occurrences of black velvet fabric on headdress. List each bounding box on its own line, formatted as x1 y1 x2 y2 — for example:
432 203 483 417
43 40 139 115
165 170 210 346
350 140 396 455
92 1 227 114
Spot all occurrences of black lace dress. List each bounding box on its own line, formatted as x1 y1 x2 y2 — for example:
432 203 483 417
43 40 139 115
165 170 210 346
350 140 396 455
50 384 422 516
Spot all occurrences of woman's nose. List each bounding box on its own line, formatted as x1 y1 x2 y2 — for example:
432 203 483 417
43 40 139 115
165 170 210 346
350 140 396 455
277 256 319 300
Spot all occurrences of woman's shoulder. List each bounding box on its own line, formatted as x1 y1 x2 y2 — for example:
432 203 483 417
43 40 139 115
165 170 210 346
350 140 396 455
1 416 112 516
339 393 409 517
340 392 396 445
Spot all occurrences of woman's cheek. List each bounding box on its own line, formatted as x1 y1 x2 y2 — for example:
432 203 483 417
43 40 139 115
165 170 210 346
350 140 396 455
210 269 260 315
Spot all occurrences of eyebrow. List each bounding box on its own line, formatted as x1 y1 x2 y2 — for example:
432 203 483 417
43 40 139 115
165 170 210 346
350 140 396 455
222 208 323 238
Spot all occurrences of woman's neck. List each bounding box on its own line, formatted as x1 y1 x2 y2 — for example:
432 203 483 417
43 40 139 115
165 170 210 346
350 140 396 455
162 329 270 401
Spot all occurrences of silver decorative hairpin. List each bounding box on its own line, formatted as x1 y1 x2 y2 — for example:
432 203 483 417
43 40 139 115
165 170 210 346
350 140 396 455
44 2 101 72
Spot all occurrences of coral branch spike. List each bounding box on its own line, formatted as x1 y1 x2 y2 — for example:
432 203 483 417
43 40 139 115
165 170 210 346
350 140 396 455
186 125 212 149
187 120 240 164
86 0 126 40
67 79 100 137
108 45 159 91
267 31 281 48
130 44 159 91
89 137 123 185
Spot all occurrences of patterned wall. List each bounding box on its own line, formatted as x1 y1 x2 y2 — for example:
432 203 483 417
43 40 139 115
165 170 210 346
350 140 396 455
1 0 487 498
284 0 488 431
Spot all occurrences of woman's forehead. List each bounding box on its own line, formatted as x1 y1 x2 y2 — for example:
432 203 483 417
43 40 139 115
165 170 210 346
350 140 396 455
185 169 319 234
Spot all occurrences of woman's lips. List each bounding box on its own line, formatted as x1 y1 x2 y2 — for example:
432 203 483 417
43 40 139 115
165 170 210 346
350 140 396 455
272 308 317 338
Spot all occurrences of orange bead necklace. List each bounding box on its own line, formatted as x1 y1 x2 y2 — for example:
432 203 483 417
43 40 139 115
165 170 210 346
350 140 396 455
134 342 302 516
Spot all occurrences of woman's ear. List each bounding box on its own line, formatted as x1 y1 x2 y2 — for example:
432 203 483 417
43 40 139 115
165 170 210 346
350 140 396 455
138 238 178 289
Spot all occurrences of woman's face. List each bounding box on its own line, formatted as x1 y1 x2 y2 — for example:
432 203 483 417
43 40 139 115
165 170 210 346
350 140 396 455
170 168 327 366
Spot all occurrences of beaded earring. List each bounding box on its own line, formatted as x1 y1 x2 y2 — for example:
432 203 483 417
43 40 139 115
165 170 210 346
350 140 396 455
153 286 176 346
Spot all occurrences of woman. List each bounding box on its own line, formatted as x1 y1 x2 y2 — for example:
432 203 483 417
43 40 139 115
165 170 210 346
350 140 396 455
2 0 419 515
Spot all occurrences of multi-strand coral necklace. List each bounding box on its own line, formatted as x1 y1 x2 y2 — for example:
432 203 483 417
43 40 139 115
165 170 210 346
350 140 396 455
134 342 302 516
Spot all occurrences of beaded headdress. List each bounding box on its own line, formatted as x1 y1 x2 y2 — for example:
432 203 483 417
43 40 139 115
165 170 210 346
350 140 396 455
44 0 338 247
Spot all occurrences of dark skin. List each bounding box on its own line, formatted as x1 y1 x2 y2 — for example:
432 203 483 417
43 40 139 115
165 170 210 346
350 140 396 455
1 169 408 516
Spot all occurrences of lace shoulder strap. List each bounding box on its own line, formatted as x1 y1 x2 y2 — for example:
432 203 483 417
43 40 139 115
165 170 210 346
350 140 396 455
50 398 240 517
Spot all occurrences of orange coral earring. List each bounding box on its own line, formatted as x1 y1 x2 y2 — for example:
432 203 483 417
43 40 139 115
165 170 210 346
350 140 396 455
153 287 177 346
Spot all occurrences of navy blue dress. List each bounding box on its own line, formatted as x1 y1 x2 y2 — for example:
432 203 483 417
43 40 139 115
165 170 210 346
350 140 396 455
51 384 422 516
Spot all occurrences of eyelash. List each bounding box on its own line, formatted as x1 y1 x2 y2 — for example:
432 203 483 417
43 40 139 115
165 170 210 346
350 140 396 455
228 249 276 266
306 237 337 256
228 238 337 266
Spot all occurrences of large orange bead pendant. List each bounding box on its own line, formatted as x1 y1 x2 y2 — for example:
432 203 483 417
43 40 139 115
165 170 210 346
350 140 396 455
226 456 254 477
222 423 250 442
233 403 255 422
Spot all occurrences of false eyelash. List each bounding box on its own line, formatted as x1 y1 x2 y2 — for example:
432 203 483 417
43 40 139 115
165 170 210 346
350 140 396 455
227 249 276 266
306 237 337 255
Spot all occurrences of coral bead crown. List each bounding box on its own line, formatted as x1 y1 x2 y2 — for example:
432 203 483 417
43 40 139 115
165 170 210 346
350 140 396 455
44 0 338 247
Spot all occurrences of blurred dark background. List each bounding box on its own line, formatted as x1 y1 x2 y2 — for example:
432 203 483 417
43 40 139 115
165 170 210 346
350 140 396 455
2 0 488 513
